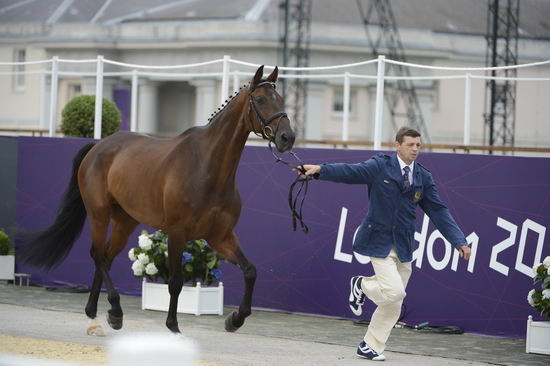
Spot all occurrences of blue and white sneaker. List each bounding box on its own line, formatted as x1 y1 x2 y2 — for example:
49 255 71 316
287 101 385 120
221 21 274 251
356 340 386 361
349 275 366 316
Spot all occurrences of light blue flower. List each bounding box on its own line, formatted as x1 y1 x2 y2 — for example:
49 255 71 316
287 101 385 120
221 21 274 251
182 252 193 264
211 268 222 280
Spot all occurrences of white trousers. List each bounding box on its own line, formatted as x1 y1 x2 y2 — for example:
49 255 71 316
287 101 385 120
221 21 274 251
360 248 412 354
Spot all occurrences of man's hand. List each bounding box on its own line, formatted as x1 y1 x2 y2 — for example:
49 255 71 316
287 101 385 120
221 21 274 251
458 245 471 260
294 164 321 178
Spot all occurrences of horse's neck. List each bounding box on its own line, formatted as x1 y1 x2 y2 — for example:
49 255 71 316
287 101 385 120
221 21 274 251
200 93 250 182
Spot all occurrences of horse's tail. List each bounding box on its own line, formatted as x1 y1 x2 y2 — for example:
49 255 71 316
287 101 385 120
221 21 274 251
19 142 96 270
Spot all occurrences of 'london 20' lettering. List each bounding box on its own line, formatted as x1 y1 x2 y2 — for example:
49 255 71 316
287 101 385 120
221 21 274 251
333 207 546 278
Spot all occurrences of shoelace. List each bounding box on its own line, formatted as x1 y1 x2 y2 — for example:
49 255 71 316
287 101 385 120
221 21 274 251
353 282 366 305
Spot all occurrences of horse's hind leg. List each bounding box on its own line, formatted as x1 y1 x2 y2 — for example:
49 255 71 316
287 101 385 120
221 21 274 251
213 232 256 332
86 207 137 334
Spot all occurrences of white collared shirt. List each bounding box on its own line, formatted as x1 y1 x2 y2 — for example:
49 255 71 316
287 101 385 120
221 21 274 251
397 154 414 186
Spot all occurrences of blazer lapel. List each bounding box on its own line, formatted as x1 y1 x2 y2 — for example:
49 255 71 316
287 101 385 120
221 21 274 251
389 154 405 189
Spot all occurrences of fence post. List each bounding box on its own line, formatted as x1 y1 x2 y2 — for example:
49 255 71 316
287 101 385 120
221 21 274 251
221 55 230 105
232 70 240 94
48 56 59 137
39 70 47 130
94 55 104 139
131 69 138 132
463 73 472 146
373 55 385 151
342 72 351 141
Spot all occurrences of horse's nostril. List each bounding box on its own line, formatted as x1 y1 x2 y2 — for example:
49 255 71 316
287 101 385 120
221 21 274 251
281 133 288 142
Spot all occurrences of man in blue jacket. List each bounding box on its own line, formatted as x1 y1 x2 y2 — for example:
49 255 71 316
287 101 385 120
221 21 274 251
299 126 471 361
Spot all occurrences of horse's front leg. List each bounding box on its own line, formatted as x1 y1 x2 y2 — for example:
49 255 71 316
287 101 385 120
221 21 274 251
214 232 257 332
166 231 186 333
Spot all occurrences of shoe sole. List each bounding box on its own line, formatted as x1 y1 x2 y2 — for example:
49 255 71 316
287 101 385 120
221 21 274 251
349 276 362 316
356 353 386 361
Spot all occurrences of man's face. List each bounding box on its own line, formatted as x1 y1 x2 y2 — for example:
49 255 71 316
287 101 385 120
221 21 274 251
396 136 421 164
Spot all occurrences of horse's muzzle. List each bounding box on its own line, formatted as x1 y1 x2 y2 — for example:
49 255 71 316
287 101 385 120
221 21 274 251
275 130 296 152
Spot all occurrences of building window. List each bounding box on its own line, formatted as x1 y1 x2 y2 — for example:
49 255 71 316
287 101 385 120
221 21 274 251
67 83 82 101
332 88 353 114
13 48 26 91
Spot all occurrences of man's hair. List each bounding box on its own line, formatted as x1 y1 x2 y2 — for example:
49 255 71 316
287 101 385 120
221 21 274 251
395 126 421 143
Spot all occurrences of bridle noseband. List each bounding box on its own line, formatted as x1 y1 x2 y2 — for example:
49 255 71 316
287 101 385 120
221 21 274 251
247 80 310 234
248 81 288 141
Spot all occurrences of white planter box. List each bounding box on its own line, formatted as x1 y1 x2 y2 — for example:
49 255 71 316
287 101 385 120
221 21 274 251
526 315 550 355
141 279 223 316
0 255 15 280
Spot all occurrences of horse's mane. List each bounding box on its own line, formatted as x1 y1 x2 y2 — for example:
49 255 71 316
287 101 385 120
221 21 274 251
206 78 270 125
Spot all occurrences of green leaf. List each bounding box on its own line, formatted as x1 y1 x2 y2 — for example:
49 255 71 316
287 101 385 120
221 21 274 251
206 256 217 269
185 264 193 272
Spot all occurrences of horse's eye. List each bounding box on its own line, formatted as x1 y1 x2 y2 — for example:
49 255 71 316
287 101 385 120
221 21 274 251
255 96 266 104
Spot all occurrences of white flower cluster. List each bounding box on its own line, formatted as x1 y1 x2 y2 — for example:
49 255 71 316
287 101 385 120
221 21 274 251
128 234 159 277
528 256 550 312
533 256 550 276
138 234 153 251
528 289 536 307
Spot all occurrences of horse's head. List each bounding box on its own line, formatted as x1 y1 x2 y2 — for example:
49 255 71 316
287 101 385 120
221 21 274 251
247 65 295 152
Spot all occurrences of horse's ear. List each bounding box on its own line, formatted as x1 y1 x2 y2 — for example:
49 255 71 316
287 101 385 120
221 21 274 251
252 65 264 86
266 66 278 83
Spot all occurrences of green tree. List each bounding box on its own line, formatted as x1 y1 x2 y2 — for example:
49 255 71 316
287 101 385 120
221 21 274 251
61 95 121 138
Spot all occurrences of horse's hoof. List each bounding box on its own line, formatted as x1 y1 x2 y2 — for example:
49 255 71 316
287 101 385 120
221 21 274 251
166 319 181 333
107 312 123 330
86 324 105 336
86 318 105 337
224 311 243 332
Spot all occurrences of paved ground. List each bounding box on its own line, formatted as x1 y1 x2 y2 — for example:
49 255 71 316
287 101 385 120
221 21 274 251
0 283 548 366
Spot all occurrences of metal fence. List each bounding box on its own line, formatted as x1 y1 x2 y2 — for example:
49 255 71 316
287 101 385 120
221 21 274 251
1 55 549 150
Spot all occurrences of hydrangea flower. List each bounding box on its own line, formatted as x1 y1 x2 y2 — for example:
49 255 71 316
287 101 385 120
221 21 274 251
138 234 153 250
533 263 541 276
137 253 150 265
542 289 550 300
145 263 158 276
527 289 536 307
128 248 136 261
132 260 145 276
543 256 550 268
211 268 222 280
182 252 193 264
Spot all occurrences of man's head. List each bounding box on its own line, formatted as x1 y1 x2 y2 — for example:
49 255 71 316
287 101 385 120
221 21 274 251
395 126 421 165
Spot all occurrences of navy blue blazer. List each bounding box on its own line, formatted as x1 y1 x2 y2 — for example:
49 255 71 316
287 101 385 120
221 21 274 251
318 152 467 262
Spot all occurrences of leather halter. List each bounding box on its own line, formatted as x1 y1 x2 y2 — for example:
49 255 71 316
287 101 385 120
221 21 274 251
248 80 309 234
248 81 288 141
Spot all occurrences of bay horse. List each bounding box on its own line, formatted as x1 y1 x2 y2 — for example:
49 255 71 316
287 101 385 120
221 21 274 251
20 65 295 335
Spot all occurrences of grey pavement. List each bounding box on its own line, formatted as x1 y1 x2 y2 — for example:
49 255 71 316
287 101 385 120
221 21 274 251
0 283 548 366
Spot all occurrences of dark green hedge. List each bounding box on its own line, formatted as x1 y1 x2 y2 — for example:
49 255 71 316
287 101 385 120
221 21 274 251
61 95 121 138
0 229 11 256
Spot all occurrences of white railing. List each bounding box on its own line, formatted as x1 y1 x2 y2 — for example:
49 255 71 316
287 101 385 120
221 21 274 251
1 55 549 147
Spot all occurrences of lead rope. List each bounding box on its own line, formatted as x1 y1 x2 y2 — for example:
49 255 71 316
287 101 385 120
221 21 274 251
268 141 310 234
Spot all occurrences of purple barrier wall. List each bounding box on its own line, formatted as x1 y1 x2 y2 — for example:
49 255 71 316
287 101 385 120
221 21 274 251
14 136 550 338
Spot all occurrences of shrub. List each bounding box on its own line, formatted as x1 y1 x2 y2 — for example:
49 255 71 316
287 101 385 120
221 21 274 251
0 229 12 256
61 95 121 138
128 230 222 286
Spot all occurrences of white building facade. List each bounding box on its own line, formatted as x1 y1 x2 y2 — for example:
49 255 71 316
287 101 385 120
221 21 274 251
0 0 549 150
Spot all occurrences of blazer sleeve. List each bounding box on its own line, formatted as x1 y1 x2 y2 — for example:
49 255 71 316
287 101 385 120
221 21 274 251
419 172 468 248
318 157 380 185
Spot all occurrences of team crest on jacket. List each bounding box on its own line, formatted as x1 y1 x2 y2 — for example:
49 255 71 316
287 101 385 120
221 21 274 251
413 191 422 203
